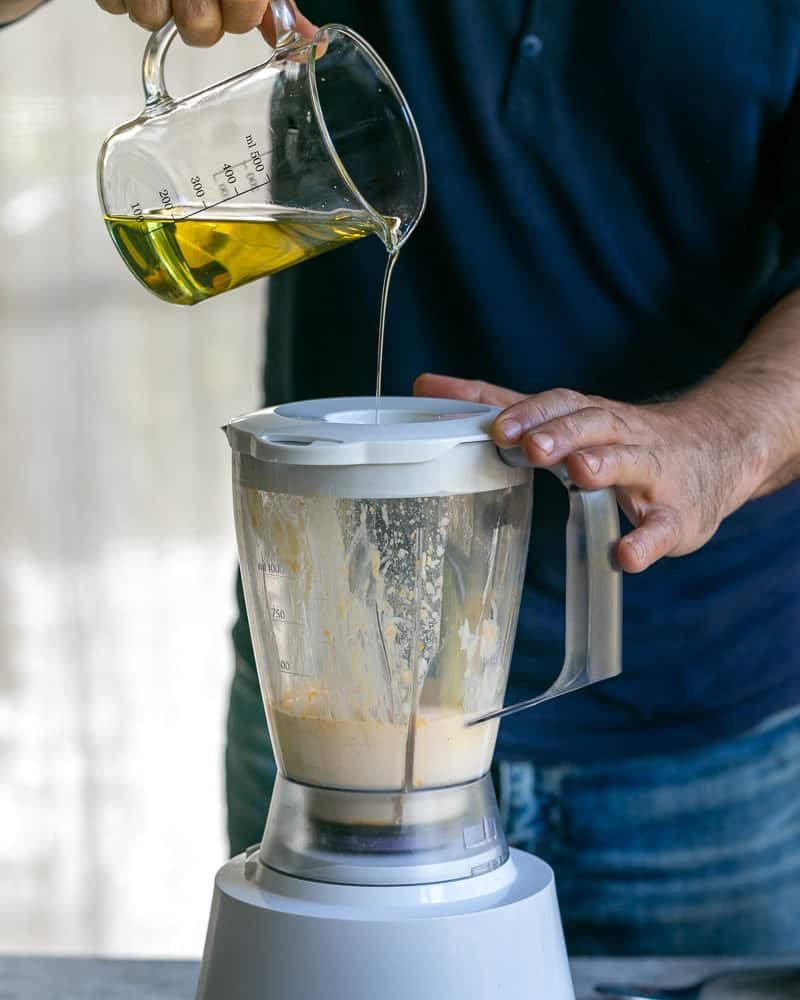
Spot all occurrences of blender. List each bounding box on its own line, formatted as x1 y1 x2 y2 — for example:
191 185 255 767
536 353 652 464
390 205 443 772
197 396 621 1000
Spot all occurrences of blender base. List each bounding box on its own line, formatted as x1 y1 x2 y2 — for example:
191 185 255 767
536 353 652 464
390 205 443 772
196 847 575 1000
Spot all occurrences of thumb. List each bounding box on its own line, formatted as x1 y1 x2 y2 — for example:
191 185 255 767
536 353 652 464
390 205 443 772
618 505 682 573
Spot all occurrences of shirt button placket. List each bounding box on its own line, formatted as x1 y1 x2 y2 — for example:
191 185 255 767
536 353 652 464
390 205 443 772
502 2 547 124
519 32 544 59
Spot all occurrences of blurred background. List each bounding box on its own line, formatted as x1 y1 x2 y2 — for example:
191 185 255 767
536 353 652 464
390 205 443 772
0 2 269 957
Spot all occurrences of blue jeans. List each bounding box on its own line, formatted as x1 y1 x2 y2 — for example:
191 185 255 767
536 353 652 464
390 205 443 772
495 706 800 955
226 654 800 955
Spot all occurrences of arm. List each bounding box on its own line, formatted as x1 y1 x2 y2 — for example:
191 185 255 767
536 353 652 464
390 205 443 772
415 288 800 574
0 0 46 23
701 289 800 499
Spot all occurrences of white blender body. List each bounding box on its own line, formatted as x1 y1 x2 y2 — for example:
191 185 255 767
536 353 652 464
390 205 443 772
197 397 621 1000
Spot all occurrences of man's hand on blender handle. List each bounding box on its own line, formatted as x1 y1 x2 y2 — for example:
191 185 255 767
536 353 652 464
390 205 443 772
93 0 317 46
415 287 800 575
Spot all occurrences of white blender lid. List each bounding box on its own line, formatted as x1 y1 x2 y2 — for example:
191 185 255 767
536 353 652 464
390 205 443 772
227 397 501 465
227 397 531 498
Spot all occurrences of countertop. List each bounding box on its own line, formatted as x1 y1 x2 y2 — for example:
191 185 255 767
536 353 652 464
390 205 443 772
1 955 796 1000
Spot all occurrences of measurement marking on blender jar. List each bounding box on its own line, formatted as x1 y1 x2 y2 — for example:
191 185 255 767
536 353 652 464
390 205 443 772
270 608 305 627
277 658 314 678
257 559 314 677
258 559 286 577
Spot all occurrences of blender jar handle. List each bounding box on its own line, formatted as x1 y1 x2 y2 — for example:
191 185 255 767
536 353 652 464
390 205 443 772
468 457 622 727
141 1 298 108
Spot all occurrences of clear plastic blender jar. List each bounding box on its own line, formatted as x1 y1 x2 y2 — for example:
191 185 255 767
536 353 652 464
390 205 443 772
237 444 531 793
227 398 621 835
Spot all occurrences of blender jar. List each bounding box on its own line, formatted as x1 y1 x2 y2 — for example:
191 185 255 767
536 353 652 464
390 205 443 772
228 397 621 796
237 475 531 792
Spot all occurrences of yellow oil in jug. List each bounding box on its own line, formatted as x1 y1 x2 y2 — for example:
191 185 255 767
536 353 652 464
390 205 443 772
105 207 385 305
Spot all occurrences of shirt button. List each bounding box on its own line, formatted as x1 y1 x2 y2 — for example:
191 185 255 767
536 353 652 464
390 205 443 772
519 33 543 58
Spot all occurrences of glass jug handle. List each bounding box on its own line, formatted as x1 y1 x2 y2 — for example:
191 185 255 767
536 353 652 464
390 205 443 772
467 457 622 727
141 1 299 109
269 0 299 46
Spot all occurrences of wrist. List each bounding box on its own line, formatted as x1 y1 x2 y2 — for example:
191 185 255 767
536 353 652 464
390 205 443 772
665 381 773 514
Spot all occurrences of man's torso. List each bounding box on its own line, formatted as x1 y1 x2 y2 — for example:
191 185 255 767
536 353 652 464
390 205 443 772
262 0 800 760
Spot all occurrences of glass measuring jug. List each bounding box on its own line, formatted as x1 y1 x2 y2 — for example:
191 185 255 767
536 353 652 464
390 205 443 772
228 397 622 796
97 1 427 305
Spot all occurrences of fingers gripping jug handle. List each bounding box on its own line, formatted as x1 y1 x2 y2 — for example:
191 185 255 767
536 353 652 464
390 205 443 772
467 459 622 727
269 0 298 45
142 1 298 108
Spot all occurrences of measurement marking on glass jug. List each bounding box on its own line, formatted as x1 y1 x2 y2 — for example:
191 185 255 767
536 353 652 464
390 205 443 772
130 178 272 234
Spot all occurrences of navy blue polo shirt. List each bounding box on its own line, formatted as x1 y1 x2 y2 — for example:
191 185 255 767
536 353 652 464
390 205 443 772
264 0 800 763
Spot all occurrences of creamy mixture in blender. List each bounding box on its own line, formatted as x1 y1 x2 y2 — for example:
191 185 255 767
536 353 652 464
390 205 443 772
271 696 499 789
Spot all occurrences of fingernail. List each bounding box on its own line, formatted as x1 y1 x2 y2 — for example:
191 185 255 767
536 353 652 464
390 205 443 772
582 453 600 473
531 432 554 454
623 537 643 566
497 419 521 443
